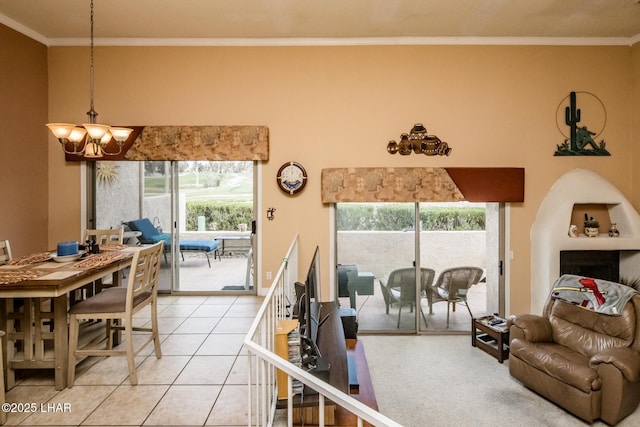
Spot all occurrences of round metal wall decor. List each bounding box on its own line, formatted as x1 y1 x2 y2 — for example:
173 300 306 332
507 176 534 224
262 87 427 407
276 161 307 195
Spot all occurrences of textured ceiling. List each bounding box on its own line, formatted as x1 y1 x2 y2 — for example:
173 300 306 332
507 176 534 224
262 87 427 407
1 0 640 45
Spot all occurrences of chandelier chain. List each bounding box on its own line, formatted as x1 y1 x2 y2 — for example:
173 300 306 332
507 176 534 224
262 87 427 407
87 0 97 123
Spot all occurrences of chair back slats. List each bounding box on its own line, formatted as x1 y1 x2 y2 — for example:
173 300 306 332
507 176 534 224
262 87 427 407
0 240 12 265
126 242 163 313
67 240 164 387
84 228 124 245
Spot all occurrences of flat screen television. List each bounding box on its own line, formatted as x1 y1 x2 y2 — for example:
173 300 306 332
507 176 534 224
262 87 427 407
293 281 311 338
306 245 321 302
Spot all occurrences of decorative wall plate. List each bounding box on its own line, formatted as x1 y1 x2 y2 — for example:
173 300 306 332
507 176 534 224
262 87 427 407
277 161 307 195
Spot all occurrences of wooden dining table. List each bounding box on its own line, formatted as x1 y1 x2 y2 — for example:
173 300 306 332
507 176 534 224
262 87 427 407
0 245 136 390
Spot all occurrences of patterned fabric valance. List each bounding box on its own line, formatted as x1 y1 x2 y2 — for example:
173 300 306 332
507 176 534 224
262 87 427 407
321 167 524 203
66 125 269 161
126 126 269 161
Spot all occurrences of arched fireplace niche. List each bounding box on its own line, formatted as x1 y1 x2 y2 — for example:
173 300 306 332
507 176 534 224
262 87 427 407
531 168 640 313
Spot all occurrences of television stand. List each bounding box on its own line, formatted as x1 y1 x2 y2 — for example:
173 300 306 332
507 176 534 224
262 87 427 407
277 302 377 425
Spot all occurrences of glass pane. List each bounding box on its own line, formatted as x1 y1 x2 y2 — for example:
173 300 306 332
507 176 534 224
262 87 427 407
95 160 172 292
95 160 255 293
419 202 489 332
176 160 254 292
336 202 417 332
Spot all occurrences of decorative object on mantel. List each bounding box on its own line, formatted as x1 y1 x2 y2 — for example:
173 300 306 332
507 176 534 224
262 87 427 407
568 224 579 238
583 213 600 237
554 91 610 156
46 0 134 159
387 123 452 156
609 223 620 237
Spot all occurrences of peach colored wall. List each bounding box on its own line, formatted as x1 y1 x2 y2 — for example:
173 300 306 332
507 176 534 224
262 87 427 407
0 25 48 257
632 42 640 210
46 44 634 315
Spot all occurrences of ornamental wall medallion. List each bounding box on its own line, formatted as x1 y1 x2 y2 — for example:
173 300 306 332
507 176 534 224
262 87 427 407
554 91 610 156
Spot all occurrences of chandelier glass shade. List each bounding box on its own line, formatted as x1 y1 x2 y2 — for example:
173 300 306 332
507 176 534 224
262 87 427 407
46 0 132 159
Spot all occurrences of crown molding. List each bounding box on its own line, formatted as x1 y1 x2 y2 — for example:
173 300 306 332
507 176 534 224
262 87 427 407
1 14 638 48
45 35 639 48
0 13 47 45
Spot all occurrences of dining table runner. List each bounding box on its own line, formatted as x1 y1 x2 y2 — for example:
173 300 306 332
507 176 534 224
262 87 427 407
72 250 130 269
0 269 48 285
7 252 53 266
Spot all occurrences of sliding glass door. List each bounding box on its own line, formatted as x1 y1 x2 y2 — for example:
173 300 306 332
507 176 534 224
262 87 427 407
335 201 499 334
174 160 254 292
93 160 256 294
336 202 418 333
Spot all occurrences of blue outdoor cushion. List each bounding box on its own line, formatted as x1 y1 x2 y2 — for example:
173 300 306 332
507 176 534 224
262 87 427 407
179 240 219 252
127 218 219 253
151 234 171 245
127 218 160 241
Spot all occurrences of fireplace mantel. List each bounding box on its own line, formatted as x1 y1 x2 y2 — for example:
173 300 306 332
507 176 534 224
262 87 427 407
530 169 640 313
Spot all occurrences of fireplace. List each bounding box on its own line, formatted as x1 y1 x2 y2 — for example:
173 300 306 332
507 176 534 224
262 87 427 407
560 250 620 282
530 169 640 314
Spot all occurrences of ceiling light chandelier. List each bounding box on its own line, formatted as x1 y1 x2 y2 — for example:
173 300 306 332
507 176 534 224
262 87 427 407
46 0 132 158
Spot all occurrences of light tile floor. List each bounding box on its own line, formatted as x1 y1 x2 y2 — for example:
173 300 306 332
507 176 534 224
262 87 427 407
4 294 263 426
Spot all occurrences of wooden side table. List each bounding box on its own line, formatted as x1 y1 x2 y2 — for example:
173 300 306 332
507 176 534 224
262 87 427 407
472 316 510 363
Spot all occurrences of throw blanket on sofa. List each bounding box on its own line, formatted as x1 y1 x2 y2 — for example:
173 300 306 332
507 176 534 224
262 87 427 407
551 274 638 315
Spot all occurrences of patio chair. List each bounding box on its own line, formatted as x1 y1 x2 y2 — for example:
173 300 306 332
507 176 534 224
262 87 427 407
428 266 483 327
383 268 434 328
126 218 220 268
67 241 164 387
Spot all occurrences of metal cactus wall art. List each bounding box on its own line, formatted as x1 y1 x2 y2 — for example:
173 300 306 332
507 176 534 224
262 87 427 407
555 91 610 156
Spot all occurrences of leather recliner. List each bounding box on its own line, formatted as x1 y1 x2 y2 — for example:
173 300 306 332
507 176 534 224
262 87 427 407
509 293 640 425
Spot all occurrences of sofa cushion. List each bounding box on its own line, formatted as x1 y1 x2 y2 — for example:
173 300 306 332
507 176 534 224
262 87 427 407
549 299 635 358
511 339 601 393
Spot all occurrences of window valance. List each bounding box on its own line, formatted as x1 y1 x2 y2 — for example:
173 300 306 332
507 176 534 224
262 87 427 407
66 125 269 161
321 167 524 203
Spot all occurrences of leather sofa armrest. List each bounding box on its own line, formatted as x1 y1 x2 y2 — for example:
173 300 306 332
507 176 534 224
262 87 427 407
509 314 553 343
590 348 640 383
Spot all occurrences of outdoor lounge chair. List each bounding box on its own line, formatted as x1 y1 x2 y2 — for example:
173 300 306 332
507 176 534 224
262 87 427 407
126 218 220 268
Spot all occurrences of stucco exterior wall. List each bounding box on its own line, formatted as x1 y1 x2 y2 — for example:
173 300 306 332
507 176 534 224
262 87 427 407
337 231 486 280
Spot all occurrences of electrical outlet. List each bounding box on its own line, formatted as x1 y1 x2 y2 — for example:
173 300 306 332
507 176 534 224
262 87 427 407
266 271 272 280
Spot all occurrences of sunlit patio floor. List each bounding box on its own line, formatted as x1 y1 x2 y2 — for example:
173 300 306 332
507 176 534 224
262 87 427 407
158 253 252 293
342 281 488 333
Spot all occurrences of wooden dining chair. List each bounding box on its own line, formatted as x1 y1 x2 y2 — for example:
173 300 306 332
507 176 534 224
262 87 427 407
83 228 124 245
0 239 12 265
67 241 164 387
79 228 125 299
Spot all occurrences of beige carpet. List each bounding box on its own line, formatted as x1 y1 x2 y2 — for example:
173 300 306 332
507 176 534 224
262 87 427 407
360 335 640 427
